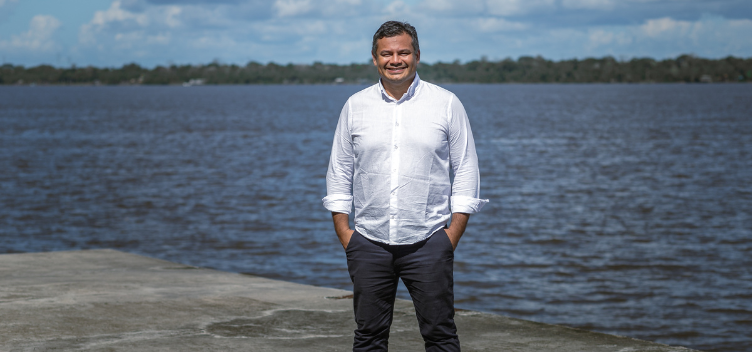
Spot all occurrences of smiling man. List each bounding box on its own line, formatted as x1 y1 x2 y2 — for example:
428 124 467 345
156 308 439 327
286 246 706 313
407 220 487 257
323 21 487 352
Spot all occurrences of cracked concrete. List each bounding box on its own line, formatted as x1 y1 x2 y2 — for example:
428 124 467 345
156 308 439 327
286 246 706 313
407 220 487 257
0 249 698 351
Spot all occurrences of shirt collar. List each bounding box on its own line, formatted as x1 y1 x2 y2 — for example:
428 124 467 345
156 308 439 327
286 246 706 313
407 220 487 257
378 72 421 103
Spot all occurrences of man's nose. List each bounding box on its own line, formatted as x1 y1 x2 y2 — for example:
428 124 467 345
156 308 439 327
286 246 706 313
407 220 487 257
389 54 402 66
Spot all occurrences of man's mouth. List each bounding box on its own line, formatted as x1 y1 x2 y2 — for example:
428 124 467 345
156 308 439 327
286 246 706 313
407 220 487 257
386 66 407 73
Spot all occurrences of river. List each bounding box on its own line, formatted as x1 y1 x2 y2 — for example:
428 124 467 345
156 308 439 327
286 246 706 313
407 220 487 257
1 83 750 351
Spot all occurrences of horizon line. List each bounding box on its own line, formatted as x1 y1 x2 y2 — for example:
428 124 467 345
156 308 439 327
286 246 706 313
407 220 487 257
3 54 752 70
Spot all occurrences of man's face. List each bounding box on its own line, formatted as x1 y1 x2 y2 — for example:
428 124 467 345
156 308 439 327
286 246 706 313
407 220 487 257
372 33 420 86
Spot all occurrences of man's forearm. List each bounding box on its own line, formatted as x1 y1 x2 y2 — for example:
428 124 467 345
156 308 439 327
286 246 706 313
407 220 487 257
445 212 470 251
332 212 355 249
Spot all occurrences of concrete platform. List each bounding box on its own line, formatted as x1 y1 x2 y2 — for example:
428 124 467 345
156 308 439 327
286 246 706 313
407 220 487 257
0 249 697 351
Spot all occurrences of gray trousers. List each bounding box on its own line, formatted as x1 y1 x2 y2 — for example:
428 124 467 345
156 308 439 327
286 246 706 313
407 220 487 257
345 229 459 352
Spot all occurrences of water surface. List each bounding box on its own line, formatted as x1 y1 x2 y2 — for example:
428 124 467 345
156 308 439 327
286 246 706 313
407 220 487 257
1 84 750 351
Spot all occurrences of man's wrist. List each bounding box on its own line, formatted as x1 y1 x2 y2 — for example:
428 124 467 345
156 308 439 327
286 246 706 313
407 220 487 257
336 227 353 237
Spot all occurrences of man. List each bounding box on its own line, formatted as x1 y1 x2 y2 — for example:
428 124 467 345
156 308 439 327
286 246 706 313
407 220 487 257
323 21 487 352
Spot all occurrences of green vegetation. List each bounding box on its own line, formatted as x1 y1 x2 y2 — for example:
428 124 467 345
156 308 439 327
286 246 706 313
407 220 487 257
2 55 750 85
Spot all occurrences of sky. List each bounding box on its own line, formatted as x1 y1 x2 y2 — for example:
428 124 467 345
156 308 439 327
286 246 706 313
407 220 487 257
1 0 751 67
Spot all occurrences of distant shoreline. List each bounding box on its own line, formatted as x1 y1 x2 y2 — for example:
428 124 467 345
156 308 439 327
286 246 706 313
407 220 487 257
2 54 751 85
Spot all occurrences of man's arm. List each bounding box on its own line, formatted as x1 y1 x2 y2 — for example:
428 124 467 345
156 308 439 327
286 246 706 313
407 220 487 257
323 100 356 250
444 212 470 251
445 94 488 251
332 212 355 250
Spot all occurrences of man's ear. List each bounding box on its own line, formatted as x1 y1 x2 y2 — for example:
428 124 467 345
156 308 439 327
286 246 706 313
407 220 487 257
415 50 420 65
372 54 378 67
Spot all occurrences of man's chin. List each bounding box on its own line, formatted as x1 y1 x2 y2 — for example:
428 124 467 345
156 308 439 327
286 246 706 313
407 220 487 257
382 73 413 84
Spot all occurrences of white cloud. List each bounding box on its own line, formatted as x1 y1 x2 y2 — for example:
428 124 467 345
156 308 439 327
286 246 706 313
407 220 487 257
252 19 330 42
418 0 455 12
384 1 411 17
0 0 19 8
273 0 313 17
586 28 631 50
163 6 182 27
419 0 556 17
588 28 614 45
561 0 615 10
564 15 752 58
486 0 555 17
79 1 147 44
427 12 752 62
50 0 752 67
272 0 368 18
92 0 149 27
70 0 378 66
146 32 171 44
474 17 528 32
0 15 61 52
79 0 187 47
640 17 691 37
416 0 484 14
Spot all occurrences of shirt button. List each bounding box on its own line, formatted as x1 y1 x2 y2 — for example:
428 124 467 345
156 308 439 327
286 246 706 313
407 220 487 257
394 145 398 149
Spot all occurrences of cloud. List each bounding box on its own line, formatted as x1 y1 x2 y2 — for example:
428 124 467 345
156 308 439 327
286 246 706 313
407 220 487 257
79 0 186 46
412 0 752 28
0 0 19 8
571 14 752 58
640 17 691 37
586 28 632 50
274 0 313 17
561 0 615 10
414 10 752 62
416 0 557 17
145 0 241 4
55 0 752 67
486 0 556 17
474 17 528 32
72 0 380 66
0 15 62 52
271 0 373 19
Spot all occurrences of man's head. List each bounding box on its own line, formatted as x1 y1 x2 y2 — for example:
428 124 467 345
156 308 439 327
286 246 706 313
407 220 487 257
372 21 419 57
372 21 420 87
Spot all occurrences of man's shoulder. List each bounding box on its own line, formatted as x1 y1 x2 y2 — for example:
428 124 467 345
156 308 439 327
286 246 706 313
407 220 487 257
347 83 381 104
417 79 457 101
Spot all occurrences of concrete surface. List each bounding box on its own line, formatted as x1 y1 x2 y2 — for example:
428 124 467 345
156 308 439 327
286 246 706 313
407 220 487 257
0 249 698 351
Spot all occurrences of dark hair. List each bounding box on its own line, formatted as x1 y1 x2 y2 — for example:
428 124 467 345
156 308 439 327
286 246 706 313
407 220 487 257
371 21 419 57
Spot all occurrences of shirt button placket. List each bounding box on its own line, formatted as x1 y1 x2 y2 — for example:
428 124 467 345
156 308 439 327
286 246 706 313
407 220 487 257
389 103 402 242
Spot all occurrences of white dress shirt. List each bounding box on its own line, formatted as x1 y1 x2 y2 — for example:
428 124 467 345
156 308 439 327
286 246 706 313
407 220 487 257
323 74 488 245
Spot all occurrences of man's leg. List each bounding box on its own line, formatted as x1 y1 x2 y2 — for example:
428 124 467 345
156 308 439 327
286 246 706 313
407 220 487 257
346 231 399 352
397 229 459 352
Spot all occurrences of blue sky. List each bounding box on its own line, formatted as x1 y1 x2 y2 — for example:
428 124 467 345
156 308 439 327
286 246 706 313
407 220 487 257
1 0 751 67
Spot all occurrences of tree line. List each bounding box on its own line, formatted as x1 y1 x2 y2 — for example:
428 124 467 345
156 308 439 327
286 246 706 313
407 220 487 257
2 55 750 85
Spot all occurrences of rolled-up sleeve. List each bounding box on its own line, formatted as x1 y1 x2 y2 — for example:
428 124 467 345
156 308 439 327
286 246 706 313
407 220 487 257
447 94 489 214
323 100 355 214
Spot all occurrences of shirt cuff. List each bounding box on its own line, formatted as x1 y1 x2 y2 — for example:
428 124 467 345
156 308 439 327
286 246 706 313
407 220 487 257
322 194 353 214
450 196 489 214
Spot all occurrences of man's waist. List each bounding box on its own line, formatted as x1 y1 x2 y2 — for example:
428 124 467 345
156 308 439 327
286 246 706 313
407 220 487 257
353 216 449 245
